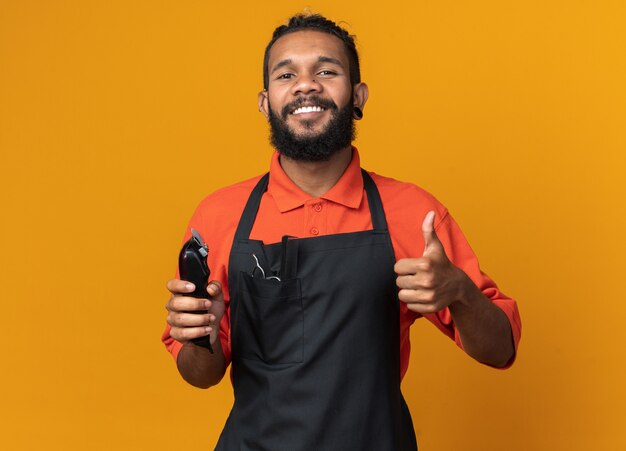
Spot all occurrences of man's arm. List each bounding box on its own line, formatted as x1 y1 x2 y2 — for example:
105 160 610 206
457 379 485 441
166 280 228 387
446 273 514 367
395 211 515 368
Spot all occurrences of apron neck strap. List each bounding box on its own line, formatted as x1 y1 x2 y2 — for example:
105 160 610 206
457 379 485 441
361 169 388 232
234 169 389 241
233 173 270 242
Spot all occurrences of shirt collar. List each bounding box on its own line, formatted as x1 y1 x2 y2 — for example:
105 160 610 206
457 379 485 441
268 147 365 213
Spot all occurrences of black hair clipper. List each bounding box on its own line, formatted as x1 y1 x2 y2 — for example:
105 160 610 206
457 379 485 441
178 228 213 353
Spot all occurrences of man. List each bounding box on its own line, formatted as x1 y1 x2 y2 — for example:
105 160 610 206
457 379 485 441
162 13 521 450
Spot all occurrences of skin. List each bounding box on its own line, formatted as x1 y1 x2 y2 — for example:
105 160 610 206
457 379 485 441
166 30 514 389
258 30 369 197
395 211 515 367
165 280 226 388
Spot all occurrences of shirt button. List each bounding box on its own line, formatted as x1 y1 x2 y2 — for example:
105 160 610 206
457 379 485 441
313 203 322 212
311 227 319 235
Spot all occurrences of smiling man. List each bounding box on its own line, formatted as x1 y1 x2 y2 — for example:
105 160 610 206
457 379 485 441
162 13 521 450
262 28 366 164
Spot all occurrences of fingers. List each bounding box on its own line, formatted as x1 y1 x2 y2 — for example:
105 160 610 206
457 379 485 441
167 279 223 298
396 269 437 313
166 299 218 342
396 272 434 290
169 326 212 342
395 256 439 314
394 257 432 275
422 210 436 238
165 279 224 343
398 288 439 314
166 295 210 313
166 279 196 295
206 280 223 300
421 210 444 257
167 311 214 328
398 287 435 304
394 212 455 315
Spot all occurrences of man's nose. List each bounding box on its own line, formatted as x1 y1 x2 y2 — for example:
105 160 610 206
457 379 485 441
291 74 321 95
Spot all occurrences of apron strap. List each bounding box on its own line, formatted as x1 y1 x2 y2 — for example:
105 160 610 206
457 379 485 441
233 169 389 241
361 169 389 232
233 173 270 241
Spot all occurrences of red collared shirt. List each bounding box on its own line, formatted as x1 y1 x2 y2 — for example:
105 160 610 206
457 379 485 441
162 148 522 379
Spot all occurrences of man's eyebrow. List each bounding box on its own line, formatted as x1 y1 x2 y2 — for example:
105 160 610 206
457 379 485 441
271 59 292 73
270 56 344 73
317 56 343 66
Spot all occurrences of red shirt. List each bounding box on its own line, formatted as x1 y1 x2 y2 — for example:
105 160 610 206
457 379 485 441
162 148 522 379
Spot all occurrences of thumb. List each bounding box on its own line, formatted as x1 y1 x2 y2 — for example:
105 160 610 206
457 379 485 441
207 281 224 301
422 210 442 256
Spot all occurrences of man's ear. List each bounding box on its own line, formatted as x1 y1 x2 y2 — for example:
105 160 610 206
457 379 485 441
353 82 369 111
258 90 269 120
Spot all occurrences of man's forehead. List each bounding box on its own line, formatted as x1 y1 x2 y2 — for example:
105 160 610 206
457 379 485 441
268 30 349 68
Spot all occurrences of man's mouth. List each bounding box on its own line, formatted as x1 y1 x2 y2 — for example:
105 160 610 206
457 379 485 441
291 105 326 115
281 96 337 119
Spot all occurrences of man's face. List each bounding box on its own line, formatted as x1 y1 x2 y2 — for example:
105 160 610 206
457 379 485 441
260 30 357 161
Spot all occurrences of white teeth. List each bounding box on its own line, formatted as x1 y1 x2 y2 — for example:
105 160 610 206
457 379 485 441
292 106 325 115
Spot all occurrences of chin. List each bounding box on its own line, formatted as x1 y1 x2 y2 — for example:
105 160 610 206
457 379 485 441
288 126 322 138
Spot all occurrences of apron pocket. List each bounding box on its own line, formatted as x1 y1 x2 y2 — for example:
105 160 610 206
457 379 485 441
235 272 303 364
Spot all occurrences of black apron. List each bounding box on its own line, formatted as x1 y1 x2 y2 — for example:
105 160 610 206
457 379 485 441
216 170 417 451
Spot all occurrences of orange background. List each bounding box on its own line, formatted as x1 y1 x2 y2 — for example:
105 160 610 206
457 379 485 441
1 1 625 450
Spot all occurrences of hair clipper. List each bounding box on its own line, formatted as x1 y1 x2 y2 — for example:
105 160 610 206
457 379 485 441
178 228 213 353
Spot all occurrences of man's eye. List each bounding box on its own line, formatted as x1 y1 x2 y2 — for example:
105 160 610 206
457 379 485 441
318 70 336 76
277 73 294 79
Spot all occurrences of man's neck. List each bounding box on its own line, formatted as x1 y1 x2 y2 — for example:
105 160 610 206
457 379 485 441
278 146 353 198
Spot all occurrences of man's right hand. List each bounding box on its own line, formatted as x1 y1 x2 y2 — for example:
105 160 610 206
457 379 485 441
165 279 225 347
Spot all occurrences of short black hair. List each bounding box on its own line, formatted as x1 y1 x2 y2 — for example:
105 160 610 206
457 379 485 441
263 13 361 90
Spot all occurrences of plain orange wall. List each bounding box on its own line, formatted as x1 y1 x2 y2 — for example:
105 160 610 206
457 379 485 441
1 1 625 450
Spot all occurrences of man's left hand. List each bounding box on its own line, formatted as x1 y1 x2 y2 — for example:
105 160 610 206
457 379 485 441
395 211 469 314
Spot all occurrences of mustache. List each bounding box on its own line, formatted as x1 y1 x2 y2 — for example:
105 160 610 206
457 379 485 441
280 96 338 119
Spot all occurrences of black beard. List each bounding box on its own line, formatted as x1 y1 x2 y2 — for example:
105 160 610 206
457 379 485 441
268 95 356 162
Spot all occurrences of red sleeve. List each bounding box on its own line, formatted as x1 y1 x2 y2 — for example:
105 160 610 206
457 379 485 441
422 212 522 367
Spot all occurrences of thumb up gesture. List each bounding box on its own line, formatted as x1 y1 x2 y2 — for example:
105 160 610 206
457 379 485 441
395 211 466 314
